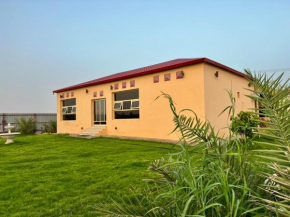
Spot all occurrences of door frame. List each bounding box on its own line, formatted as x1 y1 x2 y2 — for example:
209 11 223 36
93 98 107 125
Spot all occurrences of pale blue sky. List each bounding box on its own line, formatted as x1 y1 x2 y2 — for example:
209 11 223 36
0 0 289 112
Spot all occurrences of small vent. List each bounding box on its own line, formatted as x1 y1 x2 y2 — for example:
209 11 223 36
114 83 119 90
153 75 159 83
176 71 184 79
164 73 171 81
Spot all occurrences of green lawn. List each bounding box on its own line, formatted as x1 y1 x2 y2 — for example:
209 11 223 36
0 134 174 217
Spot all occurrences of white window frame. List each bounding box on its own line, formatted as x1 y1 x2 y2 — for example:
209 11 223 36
113 102 123 111
113 100 139 111
62 106 76 114
62 107 67 114
131 100 139 109
71 106 76 114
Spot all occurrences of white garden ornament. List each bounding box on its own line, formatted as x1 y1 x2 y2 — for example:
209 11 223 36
0 123 20 144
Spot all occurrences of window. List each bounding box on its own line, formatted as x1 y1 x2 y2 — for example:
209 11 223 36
62 98 76 120
131 100 139 109
115 110 139 119
63 98 76 106
62 108 67 114
123 101 131 109
114 102 122 110
114 89 139 119
71 107 76 113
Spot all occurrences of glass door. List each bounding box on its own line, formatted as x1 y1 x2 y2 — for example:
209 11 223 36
94 99 106 125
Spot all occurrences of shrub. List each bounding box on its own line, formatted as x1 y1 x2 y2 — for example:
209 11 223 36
230 111 260 138
245 71 290 216
42 120 57 133
15 117 36 135
96 72 290 216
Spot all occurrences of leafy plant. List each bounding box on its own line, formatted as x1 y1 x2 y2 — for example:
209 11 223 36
230 111 260 138
42 120 57 133
96 72 290 216
245 70 290 216
15 117 36 135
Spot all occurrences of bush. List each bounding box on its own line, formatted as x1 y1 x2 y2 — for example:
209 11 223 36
230 111 260 138
15 117 36 135
97 72 290 216
42 120 57 133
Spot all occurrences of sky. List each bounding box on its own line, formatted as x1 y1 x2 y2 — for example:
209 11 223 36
0 0 289 113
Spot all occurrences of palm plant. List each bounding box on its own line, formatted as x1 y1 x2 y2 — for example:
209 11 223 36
96 72 289 216
245 71 290 216
15 117 36 135
42 120 57 133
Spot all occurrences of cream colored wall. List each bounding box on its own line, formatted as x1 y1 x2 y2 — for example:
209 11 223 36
203 64 255 135
56 63 206 140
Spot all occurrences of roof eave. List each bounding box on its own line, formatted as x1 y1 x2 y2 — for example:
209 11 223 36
53 58 248 93
53 58 206 93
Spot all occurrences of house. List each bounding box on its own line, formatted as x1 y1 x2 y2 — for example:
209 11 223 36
53 58 255 141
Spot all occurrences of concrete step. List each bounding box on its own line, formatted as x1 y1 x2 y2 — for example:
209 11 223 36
82 129 102 133
79 133 96 136
83 129 102 133
80 125 107 137
85 127 105 130
80 132 96 135
78 135 95 139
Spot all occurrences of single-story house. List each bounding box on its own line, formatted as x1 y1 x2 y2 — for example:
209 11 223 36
53 58 255 141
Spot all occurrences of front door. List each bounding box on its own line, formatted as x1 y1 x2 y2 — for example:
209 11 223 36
94 99 106 125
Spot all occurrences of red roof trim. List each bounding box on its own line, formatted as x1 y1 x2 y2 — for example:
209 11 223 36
203 58 247 78
53 58 247 93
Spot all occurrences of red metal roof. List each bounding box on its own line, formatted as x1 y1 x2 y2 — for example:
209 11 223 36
53 58 247 93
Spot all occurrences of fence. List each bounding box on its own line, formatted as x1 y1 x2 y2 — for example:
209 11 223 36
0 113 57 133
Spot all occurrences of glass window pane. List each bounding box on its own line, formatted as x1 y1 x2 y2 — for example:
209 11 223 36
114 102 122 110
132 101 139 108
62 108 67 114
101 100 104 121
63 98 76 106
123 101 131 110
94 100 106 123
67 107 72 113
97 101 100 121
115 110 139 119
94 101 97 121
114 89 139 101
63 114 76 120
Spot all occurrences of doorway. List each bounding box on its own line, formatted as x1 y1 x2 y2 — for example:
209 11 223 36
94 99 106 125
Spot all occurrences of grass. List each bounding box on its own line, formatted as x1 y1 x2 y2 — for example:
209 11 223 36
0 134 174 217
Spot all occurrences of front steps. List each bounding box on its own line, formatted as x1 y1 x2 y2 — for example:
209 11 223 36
79 125 106 137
